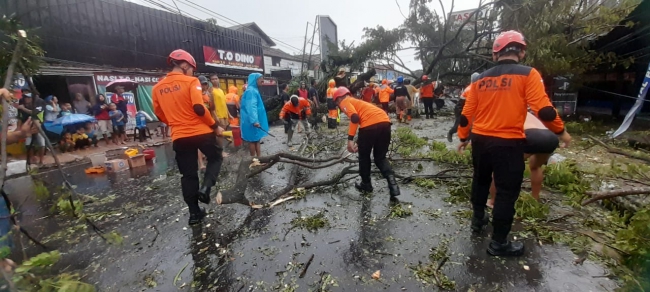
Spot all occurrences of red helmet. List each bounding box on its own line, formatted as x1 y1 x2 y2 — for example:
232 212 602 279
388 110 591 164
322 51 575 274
421 75 429 81
332 87 350 102
492 30 526 53
167 49 197 69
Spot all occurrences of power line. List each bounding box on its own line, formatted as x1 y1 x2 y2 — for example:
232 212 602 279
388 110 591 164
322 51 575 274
175 0 304 52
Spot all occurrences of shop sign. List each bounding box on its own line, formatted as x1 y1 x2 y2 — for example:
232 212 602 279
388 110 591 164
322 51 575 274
203 46 264 72
94 74 161 86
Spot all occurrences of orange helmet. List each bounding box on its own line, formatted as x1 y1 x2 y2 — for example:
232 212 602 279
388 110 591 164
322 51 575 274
493 30 526 53
332 87 350 102
382 79 388 85
328 79 335 87
167 49 197 69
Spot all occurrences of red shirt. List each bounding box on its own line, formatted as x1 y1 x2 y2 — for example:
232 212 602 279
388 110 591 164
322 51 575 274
361 87 375 102
298 88 309 99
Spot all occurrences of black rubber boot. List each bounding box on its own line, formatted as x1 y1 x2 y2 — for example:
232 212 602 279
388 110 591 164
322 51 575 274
198 186 211 204
355 181 374 193
189 207 206 225
487 240 525 257
471 212 489 233
447 131 453 142
386 175 401 197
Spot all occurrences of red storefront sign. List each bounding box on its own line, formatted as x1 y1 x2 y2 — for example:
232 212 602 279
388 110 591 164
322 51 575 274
203 46 263 72
260 79 277 86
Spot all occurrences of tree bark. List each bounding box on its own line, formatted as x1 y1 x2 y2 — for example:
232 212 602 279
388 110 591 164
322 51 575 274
581 187 650 206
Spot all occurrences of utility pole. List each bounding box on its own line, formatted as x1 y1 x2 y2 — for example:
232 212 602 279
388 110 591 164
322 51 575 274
306 16 319 79
300 22 309 76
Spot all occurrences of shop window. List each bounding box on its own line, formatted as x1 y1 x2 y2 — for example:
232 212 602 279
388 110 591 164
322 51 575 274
271 56 281 67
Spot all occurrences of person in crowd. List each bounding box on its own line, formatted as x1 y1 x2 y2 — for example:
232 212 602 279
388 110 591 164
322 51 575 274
488 112 571 207
378 79 394 113
225 85 240 128
134 110 152 142
92 94 113 145
73 93 91 115
109 103 126 145
279 84 291 133
199 75 217 170
361 82 376 103
0 89 38 144
210 74 229 128
448 73 479 142
405 79 419 116
420 75 435 119
153 49 224 225
297 81 309 99
113 86 129 122
393 76 412 124
240 73 268 157
72 127 91 149
308 80 319 110
280 95 311 146
84 122 98 147
333 87 400 197
326 79 339 129
60 103 72 116
16 89 46 165
44 95 60 122
457 30 571 257
59 132 75 153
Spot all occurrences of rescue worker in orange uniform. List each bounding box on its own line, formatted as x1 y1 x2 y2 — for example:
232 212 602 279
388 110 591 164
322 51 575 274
326 79 338 129
378 79 394 113
457 31 571 256
419 75 435 119
152 49 224 225
225 85 240 128
280 95 312 146
333 87 400 197
393 76 412 123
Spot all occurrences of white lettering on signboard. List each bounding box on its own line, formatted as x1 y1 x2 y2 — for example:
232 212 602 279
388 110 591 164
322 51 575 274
217 50 225 60
226 51 233 61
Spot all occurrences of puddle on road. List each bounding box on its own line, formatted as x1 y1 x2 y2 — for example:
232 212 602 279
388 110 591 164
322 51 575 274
1 123 619 292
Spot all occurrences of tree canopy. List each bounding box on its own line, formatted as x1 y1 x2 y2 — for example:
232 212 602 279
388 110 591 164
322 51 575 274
326 0 641 86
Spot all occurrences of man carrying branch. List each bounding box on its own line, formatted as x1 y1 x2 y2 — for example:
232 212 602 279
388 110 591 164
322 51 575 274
333 87 400 198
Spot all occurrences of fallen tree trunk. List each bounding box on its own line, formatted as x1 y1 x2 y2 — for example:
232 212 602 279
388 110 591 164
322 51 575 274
581 187 650 206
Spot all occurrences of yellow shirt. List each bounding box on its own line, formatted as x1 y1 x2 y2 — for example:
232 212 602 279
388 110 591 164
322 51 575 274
212 88 228 119
72 133 88 142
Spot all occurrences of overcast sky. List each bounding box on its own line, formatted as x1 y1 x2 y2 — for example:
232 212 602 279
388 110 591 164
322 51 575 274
131 0 482 71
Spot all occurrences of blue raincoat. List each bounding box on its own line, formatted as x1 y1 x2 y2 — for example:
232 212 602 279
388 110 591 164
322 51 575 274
240 73 269 142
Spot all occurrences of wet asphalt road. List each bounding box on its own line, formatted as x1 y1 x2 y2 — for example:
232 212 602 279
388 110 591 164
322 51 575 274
4 115 617 292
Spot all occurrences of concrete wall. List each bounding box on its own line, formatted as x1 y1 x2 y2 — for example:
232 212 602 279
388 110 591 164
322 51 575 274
263 56 306 76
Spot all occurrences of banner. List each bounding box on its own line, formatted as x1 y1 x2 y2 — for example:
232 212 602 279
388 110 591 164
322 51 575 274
203 46 264 72
94 74 161 86
105 92 137 132
612 62 650 138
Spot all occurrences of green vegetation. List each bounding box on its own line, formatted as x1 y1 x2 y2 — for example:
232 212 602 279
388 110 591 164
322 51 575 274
290 212 330 232
515 192 549 220
388 203 414 219
414 178 437 189
393 128 428 157
427 141 472 165
412 238 455 290
12 251 95 292
444 180 472 204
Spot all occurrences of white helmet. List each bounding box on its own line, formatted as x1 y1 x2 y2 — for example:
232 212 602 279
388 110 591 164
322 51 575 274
471 72 480 83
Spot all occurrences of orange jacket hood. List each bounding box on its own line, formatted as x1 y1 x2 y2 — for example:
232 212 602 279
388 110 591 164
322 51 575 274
228 86 238 94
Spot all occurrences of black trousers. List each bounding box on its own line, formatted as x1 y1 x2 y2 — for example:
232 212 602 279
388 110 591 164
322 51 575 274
381 102 389 113
134 127 152 142
357 122 394 183
470 134 525 243
422 98 434 116
173 133 223 214
448 114 461 136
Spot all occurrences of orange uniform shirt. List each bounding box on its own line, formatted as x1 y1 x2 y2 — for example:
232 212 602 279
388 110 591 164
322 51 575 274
458 62 565 141
339 97 390 139
378 86 394 103
420 83 434 98
279 98 312 119
152 72 216 141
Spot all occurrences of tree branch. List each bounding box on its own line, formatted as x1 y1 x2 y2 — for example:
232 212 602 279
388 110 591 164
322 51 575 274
587 135 650 164
581 188 650 206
